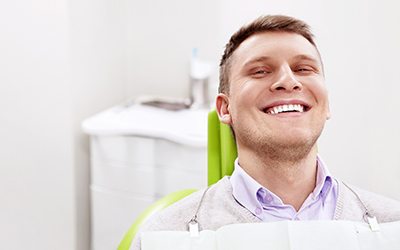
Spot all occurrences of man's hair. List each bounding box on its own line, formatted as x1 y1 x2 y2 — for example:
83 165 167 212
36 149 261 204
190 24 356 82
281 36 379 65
219 15 318 94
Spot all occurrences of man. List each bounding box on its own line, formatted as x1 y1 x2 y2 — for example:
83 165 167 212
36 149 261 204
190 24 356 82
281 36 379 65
132 15 400 249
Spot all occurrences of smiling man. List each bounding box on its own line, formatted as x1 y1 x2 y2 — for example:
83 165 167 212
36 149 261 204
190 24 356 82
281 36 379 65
216 25 333 218
131 15 400 249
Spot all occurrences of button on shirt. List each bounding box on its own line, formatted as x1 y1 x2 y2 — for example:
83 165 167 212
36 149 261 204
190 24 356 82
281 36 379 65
230 156 338 221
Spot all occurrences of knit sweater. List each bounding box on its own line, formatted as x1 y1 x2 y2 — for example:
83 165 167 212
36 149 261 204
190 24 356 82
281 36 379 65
131 177 400 250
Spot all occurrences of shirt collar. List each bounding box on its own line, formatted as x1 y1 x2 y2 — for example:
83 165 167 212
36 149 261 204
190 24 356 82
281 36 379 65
230 155 334 215
312 156 333 200
230 158 263 216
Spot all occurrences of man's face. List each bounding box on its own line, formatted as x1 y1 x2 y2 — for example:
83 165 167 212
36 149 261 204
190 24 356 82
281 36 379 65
216 31 330 157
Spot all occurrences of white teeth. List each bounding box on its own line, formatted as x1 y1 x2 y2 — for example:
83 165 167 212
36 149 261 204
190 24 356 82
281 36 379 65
266 104 305 115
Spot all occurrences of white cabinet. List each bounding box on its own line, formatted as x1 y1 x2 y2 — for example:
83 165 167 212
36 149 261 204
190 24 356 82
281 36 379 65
83 105 208 250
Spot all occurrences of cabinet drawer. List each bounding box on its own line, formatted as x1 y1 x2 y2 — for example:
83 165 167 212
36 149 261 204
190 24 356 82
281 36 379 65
155 139 206 171
90 136 155 166
91 161 206 197
91 162 157 196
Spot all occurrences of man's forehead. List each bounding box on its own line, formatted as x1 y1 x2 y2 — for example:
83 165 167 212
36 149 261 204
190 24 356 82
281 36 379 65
231 31 321 67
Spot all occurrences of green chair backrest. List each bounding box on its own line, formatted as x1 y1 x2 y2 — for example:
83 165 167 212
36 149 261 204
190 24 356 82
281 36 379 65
207 110 237 185
118 110 237 250
117 189 197 250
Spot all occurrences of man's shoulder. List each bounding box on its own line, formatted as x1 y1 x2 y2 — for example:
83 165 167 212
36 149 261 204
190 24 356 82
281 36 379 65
353 185 400 222
139 177 233 230
131 176 253 249
130 187 205 250
338 181 400 223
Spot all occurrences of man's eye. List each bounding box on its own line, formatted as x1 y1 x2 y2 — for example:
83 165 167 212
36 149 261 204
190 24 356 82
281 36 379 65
295 66 315 73
252 69 270 76
297 68 311 72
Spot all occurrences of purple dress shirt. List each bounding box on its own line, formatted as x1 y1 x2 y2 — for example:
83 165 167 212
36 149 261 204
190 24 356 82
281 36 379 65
230 156 338 221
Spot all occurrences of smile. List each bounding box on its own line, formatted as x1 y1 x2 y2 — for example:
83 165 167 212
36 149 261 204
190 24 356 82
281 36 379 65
265 104 307 115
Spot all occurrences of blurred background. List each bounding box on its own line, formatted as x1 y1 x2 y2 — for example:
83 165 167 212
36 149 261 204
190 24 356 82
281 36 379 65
1 0 400 249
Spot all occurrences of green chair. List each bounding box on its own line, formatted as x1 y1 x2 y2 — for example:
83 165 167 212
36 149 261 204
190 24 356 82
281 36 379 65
117 110 237 250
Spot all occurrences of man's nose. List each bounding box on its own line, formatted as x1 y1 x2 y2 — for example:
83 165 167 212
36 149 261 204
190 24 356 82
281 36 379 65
270 67 302 92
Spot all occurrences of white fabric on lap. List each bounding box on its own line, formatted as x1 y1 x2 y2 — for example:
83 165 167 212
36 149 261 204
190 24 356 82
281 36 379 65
142 220 400 250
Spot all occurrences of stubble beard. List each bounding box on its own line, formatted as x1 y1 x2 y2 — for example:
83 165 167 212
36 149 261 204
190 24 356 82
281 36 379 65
236 125 323 165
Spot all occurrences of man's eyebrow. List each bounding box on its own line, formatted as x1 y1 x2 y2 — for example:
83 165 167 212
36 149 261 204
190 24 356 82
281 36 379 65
292 54 320 64
241 56 272 68
241 54 320 69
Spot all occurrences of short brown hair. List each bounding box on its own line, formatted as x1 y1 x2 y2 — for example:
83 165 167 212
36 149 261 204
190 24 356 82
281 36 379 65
219 15 318 94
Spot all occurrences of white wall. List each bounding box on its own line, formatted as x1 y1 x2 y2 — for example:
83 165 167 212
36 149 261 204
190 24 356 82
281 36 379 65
0 1 127 249
0 1 75 249
126 0 221 100
317 1 400 200
69 0 128 249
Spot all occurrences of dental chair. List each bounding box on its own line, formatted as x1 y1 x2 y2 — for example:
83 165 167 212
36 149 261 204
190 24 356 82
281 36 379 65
117 110 237 250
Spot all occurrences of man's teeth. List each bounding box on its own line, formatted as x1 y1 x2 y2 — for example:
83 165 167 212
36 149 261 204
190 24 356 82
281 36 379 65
267 104 304 115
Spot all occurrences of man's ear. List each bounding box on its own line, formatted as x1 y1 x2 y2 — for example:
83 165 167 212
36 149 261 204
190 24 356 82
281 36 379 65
326 99 331 120
216 93 232 125
326 107 331 120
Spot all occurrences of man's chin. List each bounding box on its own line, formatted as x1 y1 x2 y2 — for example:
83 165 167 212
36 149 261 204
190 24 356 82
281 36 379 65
265 142 316 162
249 133 318 159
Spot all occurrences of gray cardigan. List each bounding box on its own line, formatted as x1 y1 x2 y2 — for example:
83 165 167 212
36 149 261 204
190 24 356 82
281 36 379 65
131 177 400 250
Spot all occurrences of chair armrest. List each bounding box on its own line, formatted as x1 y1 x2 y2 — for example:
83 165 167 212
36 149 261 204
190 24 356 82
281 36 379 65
117 189 197 250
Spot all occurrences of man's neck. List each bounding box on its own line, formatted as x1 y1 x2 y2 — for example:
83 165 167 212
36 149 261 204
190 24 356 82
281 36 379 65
237 146 318 211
